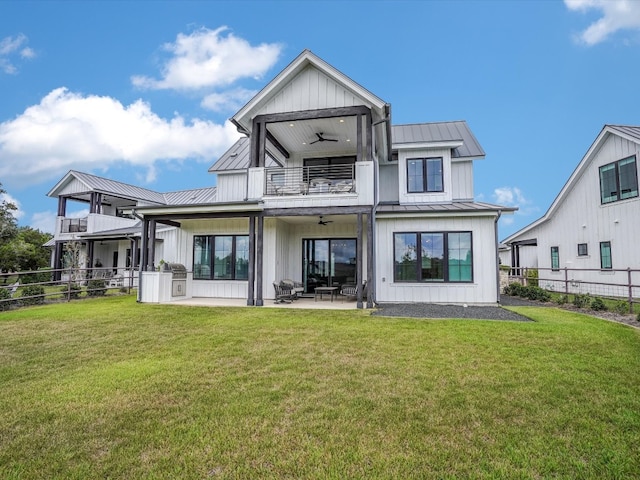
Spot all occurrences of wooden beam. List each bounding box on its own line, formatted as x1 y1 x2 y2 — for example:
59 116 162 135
250 116 260 168
140 219 149 271
156 219 181 228
356 213 363 309
366 210 374 308
265 130 290 159
264 205 370 217
257 106 370 124
357 113 362 163
247 215 255 306
256 215 264 306
149 220 157 271
365 110 372 162
57 196 67 217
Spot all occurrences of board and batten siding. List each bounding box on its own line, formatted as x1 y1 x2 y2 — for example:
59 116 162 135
259 65 367 115
533 134 640 273
451 160 474 201
397 148 453 205
375 215 499 304
216 172 248 202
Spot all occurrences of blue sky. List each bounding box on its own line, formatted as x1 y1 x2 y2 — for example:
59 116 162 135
2 0 640 239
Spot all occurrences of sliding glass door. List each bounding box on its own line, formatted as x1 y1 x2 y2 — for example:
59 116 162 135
303 238 356 293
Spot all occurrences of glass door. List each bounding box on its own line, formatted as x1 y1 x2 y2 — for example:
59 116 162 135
303 238 356 293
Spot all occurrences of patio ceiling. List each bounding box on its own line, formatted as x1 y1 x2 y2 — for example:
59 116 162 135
267 116 359 156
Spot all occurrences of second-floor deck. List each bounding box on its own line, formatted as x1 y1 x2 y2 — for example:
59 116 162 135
264 164 356 196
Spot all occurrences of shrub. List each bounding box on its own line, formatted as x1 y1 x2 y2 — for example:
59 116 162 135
20 285 45 305
86 279 106 297
590 297 607 311
573 293 591 309
556 294 569 305
613 301 629 315
0 287 12 311
504 282 525 297
20 270 52 285
60 283 82 299
526 269 539 287
524 286 551 302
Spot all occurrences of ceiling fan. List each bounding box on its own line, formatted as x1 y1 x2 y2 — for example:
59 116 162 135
318 216 333 226
309 132 338 145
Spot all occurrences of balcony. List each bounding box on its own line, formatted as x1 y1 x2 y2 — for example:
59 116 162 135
61 217 88 233
264 164 356 196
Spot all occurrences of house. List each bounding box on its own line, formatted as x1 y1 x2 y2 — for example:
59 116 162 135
47 170 216 283
502 124 640 297
48 49 512 306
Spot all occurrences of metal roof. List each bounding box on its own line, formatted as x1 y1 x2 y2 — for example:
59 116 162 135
392 121 485 158
606 125 640 142
377 201 514 214
208 137 280 172
64 170 167 204
163 187 217 205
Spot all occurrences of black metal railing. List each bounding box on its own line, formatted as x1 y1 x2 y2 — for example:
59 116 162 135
265 165 356 196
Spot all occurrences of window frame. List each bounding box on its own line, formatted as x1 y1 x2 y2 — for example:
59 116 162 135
406 157 444 193
393 231 473 283
551 246 560 271
193 234 250 281
600 241 612 270
577 243 588 257
599 155 638 204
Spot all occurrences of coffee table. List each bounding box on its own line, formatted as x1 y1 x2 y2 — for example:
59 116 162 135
314 286 339 302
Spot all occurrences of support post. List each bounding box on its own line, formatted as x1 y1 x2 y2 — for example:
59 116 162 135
356 212 363 309
140 219 149 271
149 219 157 271
248 215 256 306
366 211 374 308
256 215 264 306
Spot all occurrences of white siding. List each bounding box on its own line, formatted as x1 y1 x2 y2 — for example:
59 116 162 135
378 163 399 203
260 65 366 114
397 148 453 204
216 173 248 202
451 160 474 201
376 215 499 304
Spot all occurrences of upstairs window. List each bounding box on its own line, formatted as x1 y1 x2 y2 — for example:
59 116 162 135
407 157 443 193
599 156 638 204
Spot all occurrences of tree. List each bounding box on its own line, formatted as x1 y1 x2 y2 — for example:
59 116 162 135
0 227 53 276
0 183 18 244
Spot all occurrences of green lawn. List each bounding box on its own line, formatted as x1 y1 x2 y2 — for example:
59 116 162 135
1 296 639 479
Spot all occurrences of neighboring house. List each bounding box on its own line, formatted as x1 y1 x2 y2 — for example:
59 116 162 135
502 124 640 297
47 170 216 282
48 49 513 306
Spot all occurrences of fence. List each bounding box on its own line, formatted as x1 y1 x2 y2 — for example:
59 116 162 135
507 266 640 313
0 267 137 310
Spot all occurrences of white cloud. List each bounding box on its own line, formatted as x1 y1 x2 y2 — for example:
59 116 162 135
201 87 256 112
0 192 24 219
0 34 35 74
132 26 282 91
0 87 242 187
565 0 640 45
493 186 539 218
29 211 56 234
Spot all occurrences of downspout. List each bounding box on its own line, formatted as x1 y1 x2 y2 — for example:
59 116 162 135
369 104 391 307
131 208 144 303
495 209 502 304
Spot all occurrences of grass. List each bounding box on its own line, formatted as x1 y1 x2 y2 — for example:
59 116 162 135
1 296 639 479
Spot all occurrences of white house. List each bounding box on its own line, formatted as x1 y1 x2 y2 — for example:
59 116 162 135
502 124 640 297
47 49 513 306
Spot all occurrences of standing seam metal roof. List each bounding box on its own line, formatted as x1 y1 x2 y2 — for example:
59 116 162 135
392 121 485 158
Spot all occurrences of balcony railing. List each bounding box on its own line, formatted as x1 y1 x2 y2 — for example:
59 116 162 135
265 165 356 196
61 217 88 233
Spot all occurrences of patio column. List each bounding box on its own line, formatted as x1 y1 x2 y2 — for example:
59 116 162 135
356 212 363 309
247 215 255 306
256 215 264 306
87 240 95 277
140 219 149 271
57 196 67 217
366 211 374 309
148 219 157 271
53 241 64 281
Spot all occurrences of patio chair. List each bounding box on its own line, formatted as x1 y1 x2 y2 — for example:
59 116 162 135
273 281 295 304
280 279 304 298
340 281 367 302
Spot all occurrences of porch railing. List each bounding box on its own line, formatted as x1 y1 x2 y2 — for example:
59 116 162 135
264 165 356 196
61 217 88 233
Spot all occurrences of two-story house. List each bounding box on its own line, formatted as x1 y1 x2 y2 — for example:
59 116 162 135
122 49 512 307
502 125 640 297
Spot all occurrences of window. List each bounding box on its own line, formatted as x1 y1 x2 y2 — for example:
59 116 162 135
394 232 472 282
600 241 612 269
599 156 638 204
577 243 588 256
551 246 559 271
193 235 249 280
407 157 443 193
303 156 356 182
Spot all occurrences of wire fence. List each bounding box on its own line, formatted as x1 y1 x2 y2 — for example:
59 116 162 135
0 267 137 310
507 266 640 313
